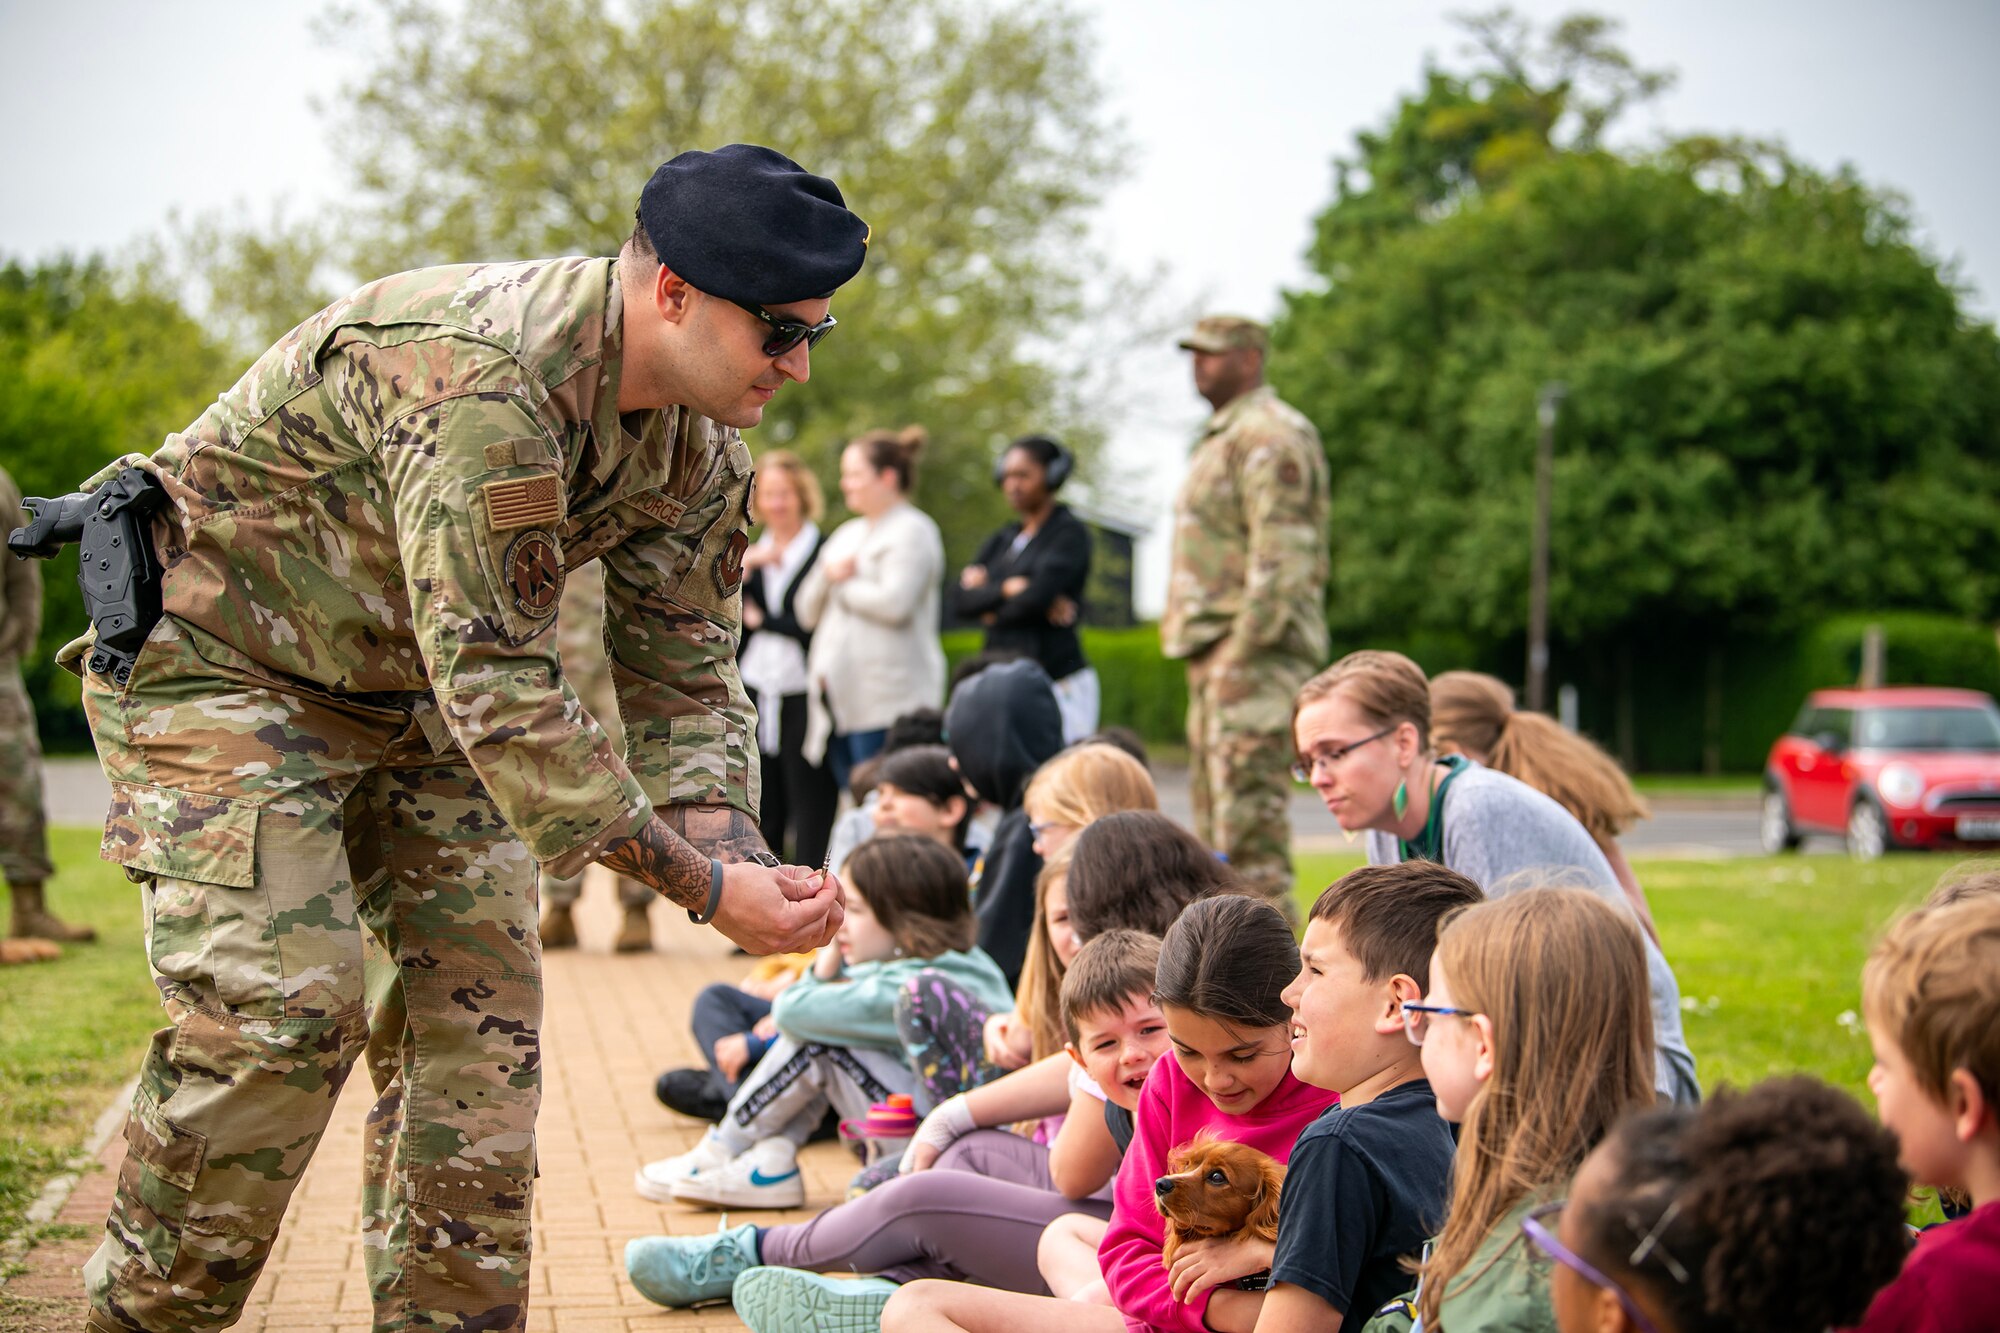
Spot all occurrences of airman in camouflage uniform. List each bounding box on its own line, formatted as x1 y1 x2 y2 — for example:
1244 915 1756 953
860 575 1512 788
537 564 658 952
1161 316 1330 919
0 463 89 952
52 145 862 1333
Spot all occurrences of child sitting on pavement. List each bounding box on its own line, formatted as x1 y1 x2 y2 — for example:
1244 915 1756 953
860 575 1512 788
690 929 1174 1330
632 834 1011 1211
882 893 1339 1333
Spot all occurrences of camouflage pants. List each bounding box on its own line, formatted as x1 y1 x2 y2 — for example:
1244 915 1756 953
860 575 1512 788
79 618 539 1333
540 567 649 911
1185 644 1316 923
0 658 55 886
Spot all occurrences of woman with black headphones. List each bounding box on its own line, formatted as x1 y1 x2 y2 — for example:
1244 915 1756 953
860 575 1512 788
955 436 1098 741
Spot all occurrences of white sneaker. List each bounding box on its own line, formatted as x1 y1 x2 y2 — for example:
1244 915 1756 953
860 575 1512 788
634 1128 734 1202
670 1136 805 1210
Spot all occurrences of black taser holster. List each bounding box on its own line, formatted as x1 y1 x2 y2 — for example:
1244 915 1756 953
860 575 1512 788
8 467 170 684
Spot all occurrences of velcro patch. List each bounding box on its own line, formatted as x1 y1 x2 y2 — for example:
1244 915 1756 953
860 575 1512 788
630 489 686 528
504 532 562 618
483 475 562 530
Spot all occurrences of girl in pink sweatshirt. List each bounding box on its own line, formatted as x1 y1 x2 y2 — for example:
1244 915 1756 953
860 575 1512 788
885 895 1335 1333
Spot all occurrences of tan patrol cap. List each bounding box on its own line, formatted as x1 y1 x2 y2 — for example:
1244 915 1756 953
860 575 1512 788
1177 315 1269 354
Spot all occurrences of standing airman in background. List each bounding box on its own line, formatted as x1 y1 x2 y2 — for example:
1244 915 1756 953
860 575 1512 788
1161 316 1330 920
538 563 658 952
38 144 860 1333
0 462 90 958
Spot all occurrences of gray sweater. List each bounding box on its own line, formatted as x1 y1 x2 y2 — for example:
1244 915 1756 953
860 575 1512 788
1367 762 1700 1104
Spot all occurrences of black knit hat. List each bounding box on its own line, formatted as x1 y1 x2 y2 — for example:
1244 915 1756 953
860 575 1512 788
639 144 869 305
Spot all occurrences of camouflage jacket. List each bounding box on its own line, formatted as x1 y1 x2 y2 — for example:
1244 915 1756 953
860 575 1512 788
1160 385 1330 663
0 465 43 663
72 258 756 876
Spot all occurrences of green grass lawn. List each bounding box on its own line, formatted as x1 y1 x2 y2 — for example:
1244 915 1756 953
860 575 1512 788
1292 849 1993 1104
1 829 162 1248
4 832 1991 1252
1628 772 1764 799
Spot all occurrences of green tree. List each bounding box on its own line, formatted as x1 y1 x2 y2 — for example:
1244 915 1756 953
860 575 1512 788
188 0 1127 569
0 259 235 748
1274 10 2000 750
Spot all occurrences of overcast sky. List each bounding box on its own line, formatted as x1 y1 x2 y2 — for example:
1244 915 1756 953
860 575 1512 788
4 0 1994 612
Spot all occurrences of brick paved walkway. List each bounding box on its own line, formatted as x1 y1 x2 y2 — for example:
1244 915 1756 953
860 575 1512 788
9 871 858 1331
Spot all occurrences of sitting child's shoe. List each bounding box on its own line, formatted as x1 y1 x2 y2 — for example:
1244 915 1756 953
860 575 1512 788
733 1266 900 1333
670 1136 805 1210
633 1127 732 1202
624 1221 760 1307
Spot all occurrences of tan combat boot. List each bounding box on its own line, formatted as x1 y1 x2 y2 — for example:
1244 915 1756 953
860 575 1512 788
1 937 61 964
9 882 96 943
540 899 579 949
614 900 653 953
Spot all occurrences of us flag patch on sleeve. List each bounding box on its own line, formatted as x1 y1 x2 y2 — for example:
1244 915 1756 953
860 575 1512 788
483 474 563 529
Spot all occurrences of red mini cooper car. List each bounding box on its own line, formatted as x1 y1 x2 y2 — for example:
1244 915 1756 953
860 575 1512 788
1762 687 2000 859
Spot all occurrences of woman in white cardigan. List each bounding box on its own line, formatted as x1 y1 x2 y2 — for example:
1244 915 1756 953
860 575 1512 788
795 426 946 790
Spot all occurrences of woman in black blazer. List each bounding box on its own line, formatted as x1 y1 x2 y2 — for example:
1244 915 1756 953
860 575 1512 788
740 451 838 866
954 435 1098 741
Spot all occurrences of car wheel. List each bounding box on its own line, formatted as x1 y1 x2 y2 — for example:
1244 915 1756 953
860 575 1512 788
1760 785 1801 854
1847 796 1891 862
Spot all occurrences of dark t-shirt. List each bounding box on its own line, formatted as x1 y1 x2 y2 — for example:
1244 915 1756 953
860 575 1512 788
1105 1099 1135 1153
1268 1077 1455 1319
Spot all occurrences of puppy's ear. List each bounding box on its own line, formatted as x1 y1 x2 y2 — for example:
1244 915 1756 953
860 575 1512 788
1243 1156 1285 1243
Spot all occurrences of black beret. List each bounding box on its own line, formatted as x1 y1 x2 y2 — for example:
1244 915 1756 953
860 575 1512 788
639 144 869 306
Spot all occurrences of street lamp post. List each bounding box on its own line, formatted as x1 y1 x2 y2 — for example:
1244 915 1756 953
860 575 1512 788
1527 381 1566 714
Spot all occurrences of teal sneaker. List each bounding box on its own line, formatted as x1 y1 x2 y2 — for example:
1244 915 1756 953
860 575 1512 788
733 1266 900 1332
624 1221 759 1307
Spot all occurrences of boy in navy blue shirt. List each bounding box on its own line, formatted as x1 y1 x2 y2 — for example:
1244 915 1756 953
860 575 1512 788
1172 863 1479 1330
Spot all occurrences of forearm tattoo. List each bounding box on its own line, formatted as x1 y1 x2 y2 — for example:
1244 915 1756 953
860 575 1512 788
599 805 779 912
600 818 713 912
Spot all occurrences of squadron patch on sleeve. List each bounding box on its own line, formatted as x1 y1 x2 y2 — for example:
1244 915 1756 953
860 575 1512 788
714 529 750 598
504 531 563 618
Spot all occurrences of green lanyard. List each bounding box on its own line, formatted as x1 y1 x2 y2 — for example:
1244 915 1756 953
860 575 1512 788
1398 755 1470 864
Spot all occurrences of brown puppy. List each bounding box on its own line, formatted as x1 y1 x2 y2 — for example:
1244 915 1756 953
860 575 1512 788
1152 1130 1286 1268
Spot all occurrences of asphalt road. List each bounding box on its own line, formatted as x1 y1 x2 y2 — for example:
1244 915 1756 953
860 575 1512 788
44 756 1814 858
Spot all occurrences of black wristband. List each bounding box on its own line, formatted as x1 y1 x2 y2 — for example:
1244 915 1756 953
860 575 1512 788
689 858 723 925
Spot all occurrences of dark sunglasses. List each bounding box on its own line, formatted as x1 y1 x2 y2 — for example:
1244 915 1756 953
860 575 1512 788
729 297 837 358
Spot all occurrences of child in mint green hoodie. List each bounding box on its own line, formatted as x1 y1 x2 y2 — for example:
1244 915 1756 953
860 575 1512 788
634 834 1012 1211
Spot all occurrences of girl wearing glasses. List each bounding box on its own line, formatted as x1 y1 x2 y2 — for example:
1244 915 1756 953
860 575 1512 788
1532 1077 1907 1333
1372 888 1656 1332
1290 650 1699 1105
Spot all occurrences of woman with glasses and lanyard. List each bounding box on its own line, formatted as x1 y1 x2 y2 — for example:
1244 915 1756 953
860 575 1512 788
796 427 946 792
1290 649 1701 1105
955 436 1098 742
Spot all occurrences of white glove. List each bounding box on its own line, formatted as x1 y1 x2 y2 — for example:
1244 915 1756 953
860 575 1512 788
898 1093 978 1173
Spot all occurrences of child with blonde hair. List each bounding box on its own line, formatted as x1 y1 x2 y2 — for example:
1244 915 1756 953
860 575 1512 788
1852 894 2000 1328
1370 887 1658 1330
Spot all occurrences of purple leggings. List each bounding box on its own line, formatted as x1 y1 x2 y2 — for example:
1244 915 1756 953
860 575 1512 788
756 1129 1113 1290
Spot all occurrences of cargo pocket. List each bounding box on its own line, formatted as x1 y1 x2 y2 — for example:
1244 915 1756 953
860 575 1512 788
661 715 751 806
102 782 281 1014
102 782 258 888
105 1082 209 1281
